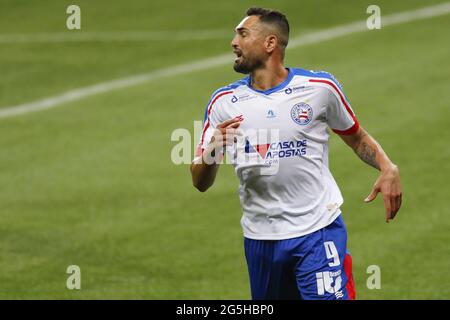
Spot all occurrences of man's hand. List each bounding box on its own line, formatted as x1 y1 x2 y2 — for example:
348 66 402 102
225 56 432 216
205 116 243 161
190 116 243 192
364 165 402 223
210 116 244 148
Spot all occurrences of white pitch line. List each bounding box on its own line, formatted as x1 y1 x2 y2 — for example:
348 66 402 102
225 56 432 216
0 30 233 43
1 2 449 119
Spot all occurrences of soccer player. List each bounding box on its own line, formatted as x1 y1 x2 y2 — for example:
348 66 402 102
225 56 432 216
190 7 402 300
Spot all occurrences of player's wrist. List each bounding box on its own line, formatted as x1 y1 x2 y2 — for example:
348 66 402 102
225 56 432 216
202 145 221 166
380 162 398 174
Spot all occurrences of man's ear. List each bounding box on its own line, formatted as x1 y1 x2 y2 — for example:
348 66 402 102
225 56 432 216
265 35 277 53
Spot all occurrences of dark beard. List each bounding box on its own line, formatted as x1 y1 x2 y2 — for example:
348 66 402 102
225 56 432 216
233 56 264 74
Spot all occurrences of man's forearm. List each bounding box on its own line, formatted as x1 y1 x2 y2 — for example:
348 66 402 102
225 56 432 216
190 148 220 192
351 128 396 172
190 117 243 192
339 126 402 220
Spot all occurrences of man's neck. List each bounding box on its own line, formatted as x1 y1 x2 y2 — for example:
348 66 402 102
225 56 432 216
250 63 289 91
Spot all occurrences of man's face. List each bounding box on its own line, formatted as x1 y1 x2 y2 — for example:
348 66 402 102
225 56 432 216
231 16 267 74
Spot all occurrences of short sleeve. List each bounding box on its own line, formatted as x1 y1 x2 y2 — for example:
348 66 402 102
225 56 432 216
326 82 359 135
193 91 228 161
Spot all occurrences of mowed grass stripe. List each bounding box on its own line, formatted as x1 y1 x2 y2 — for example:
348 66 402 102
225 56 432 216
1 2 449 119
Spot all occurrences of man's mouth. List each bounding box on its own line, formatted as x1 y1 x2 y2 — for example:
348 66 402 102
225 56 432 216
233 50 243 62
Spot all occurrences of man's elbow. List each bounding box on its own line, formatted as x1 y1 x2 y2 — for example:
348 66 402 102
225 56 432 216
190 164 210 192
193 182 209 192
192 177 211 192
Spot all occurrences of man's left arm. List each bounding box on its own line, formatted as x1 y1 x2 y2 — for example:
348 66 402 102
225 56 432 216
338 127 402 222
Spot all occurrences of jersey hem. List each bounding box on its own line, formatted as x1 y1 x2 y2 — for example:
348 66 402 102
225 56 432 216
242 209 342 240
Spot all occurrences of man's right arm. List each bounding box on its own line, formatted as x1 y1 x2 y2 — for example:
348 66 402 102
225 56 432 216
190 117 243 192
190 147 220 192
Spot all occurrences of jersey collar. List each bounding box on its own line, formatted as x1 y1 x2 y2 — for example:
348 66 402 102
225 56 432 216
245 67 294 95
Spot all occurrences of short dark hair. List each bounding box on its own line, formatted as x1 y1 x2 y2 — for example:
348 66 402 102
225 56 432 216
246 7 290 48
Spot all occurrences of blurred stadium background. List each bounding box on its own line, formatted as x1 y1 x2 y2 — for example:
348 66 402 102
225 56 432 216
0 0 449 299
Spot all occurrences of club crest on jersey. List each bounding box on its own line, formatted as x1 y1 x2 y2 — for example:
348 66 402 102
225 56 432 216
291 102 313 125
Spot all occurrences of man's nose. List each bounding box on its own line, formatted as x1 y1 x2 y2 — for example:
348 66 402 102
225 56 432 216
231 35 238 48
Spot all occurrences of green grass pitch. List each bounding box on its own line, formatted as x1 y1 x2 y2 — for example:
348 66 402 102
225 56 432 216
0 0 449 299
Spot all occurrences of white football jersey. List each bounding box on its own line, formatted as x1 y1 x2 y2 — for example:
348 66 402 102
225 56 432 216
194 68 359 240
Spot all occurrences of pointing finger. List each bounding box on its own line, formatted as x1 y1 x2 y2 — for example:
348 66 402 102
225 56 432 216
364 188 379 203
217 116 244 128
225 122 241 129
